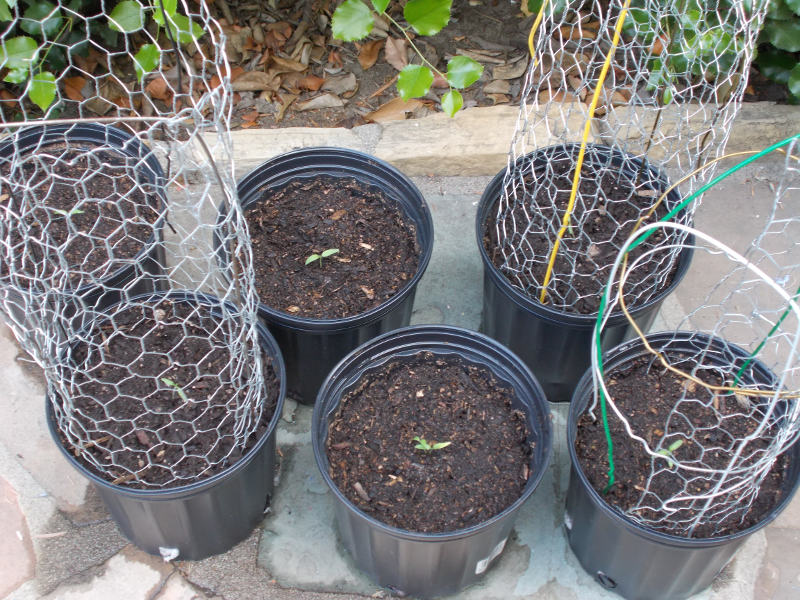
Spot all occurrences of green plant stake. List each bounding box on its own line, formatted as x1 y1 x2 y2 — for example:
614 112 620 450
161 377 189 402
331 0 483 117
413 435 451 451
305 248 339 266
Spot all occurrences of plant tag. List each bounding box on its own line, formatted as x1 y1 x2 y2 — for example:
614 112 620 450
475 537 507 575
564 511 573 531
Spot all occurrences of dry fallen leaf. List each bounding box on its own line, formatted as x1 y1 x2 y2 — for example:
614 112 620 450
271 55 308 72
486 93 510 104
295 93 345 111
299 74 325 91
64 76 86 102
241 110 259 122
384 37 408 71
493 56 529 80
360 286 375 300
232 71 279 92
146 76 172 102
322 72 357 96
331 209 347 220
364 97 422 123
483 79 511 94
287 305 300 313
432 72 449 88
359 39 384 70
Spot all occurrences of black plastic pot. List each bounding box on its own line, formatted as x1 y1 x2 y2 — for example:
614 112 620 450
565 331 800 600
312 325 552 598
476 144 693 403
0 124 166 329
46 290 286 561
228 147 434 405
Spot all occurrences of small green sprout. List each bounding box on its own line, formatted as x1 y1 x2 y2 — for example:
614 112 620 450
52 208 85 217
305 248 340 266
656 438 684 468
413 436 452 451
161 377 189 402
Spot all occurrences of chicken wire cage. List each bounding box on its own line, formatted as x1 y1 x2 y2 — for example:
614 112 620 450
0 1 272 488
493 0 769 313
582 140 800 537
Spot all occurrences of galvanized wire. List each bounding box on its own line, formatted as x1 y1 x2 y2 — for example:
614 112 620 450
495 0 768 313
0 2 268 488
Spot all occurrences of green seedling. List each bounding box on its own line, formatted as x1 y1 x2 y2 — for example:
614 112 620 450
161 377 189 402
51 207 85 217
656 438 684 468
305 248 339 266
413 436 451 451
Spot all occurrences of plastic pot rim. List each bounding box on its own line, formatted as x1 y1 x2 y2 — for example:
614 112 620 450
475 143 694 329
0 123 167 297
311 323 553 542
225 146 434 331
566 330 800 549
46 289 286 501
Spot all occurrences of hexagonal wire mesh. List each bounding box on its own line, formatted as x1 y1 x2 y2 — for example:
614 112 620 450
587 139 800 537
0 2 271 488
493 0 769 313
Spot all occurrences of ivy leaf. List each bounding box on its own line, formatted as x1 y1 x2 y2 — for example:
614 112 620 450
371 0 389 13
527 0 567 16
789 63 800 100
763 20 800 52
29 70 56 111
404 0 451 36
756 46 796 85
21 2 62 38
788 0 800 15
0 36 38 70
445 55 483 89
397 64 433 100
167 14 204 43
108 1 145 33
441 89 462 117
4 67 28 84
0 2 11 22
133 43 160 81
151 0 177 24
332 0 373 41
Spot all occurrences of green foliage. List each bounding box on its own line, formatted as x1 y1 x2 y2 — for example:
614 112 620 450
0 0 204 112
108 1 145 33
412 436 451 451
51 207 85 217
305 248 340 266
161 377 189 402
756 0 800 102
331 0 483 116
403 0 451 36
332 0 373 41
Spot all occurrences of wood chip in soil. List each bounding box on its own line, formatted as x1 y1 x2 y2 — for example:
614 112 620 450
326 352 533 533
245 174 420 319
0 142 161 289
484 152 680 314
59 299 279 489
575 352 791 538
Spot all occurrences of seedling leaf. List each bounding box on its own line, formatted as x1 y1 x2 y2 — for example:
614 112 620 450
305 253 321 265
161 377 189 402
321 248 340 258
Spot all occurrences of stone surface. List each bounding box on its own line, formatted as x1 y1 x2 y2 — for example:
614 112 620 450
0 476 35 597
755 528 800 600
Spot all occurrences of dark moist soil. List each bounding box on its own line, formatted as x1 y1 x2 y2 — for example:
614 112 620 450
246 174 420 319
58 300 279 489
484 152 679 314
0 142 161 289
326 351 533 533
575 353 791 538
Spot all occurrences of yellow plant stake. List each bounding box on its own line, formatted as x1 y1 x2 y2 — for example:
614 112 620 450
539 0 632 304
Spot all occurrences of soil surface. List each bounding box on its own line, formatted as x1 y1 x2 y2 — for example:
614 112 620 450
0 142 161 289
57 299 280 489
246 174 420 319
575 352 791 538
484 149 680 314
326 351 533 533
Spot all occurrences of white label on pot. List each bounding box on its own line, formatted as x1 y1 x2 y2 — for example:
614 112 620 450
159 546 180 562
564 511 573 531
475 537 507 575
